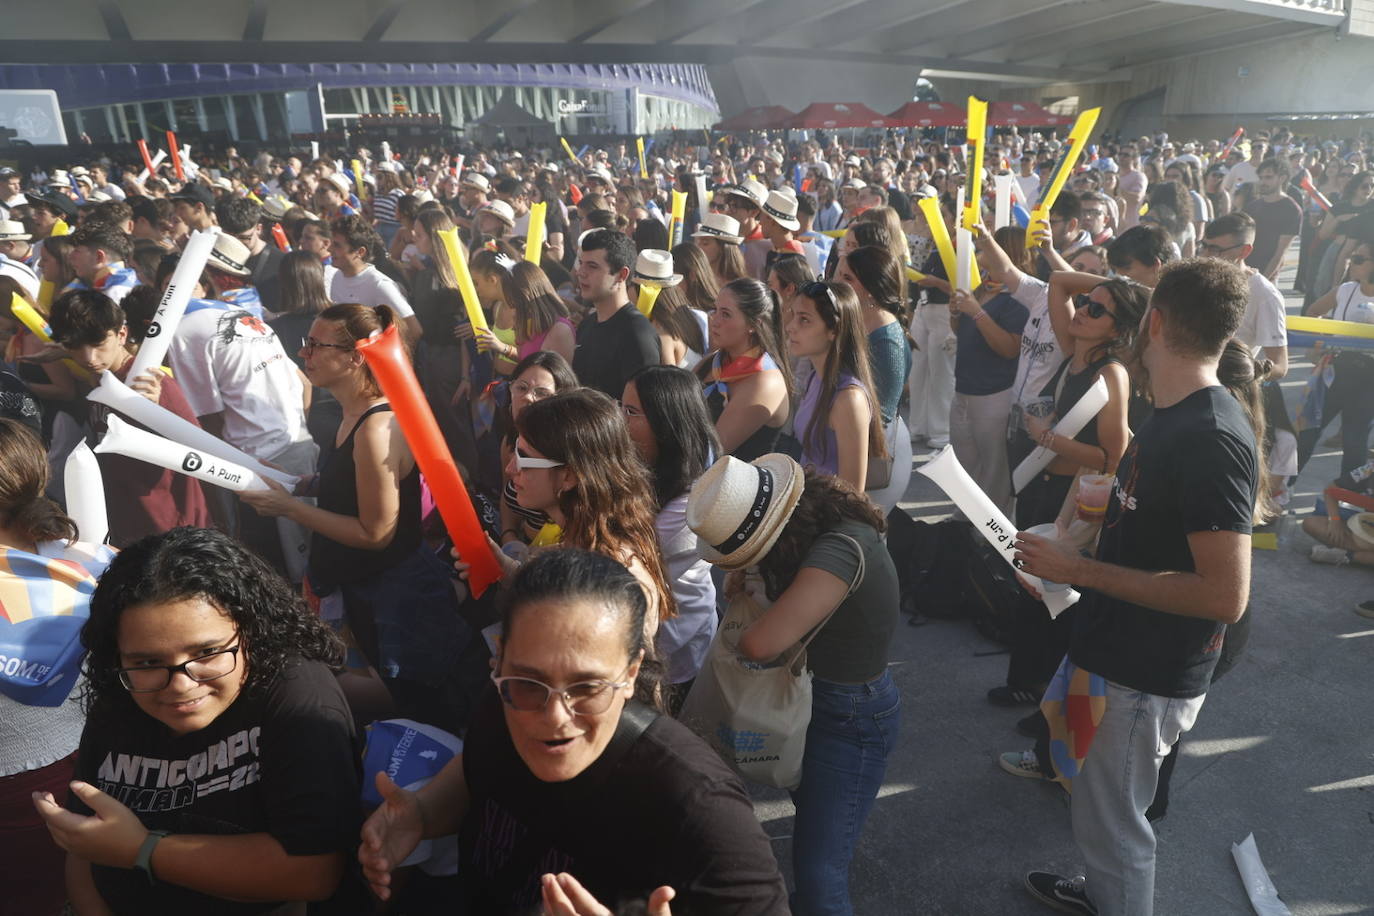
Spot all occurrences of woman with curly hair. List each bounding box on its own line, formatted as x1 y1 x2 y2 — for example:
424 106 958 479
687 455 900 916
33 526 361 915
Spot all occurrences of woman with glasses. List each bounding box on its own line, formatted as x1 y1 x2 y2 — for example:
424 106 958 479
0 419 113 916
34 527 360 914
498 350 578 549
991 271 1148 720
361 548 788 913
240 304 472 735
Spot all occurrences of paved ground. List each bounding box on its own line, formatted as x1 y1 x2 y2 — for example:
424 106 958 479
750 256 1374 915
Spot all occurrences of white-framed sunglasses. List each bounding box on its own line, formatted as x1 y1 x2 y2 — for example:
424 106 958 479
514 444 565 470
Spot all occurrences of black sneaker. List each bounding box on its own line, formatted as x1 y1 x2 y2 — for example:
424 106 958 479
1016 710 1048 738
1024 871 1097 914
987 685 1041 707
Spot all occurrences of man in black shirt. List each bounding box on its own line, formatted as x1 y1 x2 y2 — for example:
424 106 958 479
1015 258 1257 916
571 230 660 398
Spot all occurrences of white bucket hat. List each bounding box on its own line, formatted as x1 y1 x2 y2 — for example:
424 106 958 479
725 178 768 209
686 453 805 570
632 249 682 287
692 213 744 245
477 199 516 228
761 189 800 231
460 171 491 192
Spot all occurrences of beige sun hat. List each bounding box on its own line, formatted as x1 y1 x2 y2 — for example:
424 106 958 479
1348 513 1374 550
687 453 805 570
632 249 682 287
691 212 744 245
761 189 801 231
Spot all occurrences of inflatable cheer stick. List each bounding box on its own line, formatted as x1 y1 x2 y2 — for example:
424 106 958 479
1220 127 1244 162
1300 175 1332 212
95 415 270 492
271 222 291 252
918 196 958 290
524 201 547 264
668 190 688 247
1287 313 1374 349
136 139 157 179
962 97 988 232
166 130 185 181
9 295 94 383
954 186 982 292
356 324 502 597
64 441 108 545
637 137 648 179
560 137 579 165
351 159 369 201
994 173 1015 230
125 227 219 381
918 446 1080 619
1011 375 1109 494
1026 108 1101 250
694 173 709 224
87 369 298 488
435 227 489 334
636 284 662 318
136 149 167 183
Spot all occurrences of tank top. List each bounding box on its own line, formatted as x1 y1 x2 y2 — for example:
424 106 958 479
517 316 575 360
308 403 423 592
1334 281 1374 325
702 350 783 462
1042 354 1122 454
793 370 863 476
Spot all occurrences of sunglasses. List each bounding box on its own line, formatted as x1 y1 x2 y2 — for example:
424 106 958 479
802 281 838 312
1198 240 1246 256
1075 294 1117 321
514 444 564 470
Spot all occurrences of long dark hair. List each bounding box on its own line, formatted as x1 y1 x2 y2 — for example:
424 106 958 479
500 547 662 709
646 284 705 357
844 244 908 328
1085 277 1150 364
80 527 344 716
500 261 568 343
517 389 676 620
1217 339 1273 526
629 365 720 509
795 281 887 467
671 242 720 312
0 419 78 545
756 471 886 601
502 349 579 446
277 250 331 316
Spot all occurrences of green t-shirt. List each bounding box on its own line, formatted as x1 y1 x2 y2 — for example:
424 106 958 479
800 520 899 683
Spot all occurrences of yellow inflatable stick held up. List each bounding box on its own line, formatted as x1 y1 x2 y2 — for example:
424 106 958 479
435 228 490 335
919 196 958 288
51 219 70 237
350 159 369 201
962 97 988 232
636 137 648 179
667 190 688 247
1026 107 1101 250
524 201 547 264
637 284 662 318
560 137 579 165
9 294 94 382
906 267 927 284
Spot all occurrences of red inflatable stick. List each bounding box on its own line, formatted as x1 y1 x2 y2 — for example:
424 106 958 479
167 130 185 181
1301 175 1332 212
271 222 291 252
356 324 502 596
136 139 157 177
1328 486 1374 513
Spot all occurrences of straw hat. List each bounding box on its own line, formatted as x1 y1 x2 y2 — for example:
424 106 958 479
477 199 515 228
692 213 743 245
460 171 490 192
632 249 682 287
0 219 31 241
725 178 768 209
1348 513 1374 550
761 189 800 231
208 233 252 277
687 454 805 570
262 196 292 220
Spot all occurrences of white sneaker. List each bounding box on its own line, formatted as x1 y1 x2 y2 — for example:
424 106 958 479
999 749 1049 780
1311 545 1350 566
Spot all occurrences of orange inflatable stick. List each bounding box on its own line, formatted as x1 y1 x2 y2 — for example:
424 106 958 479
355 324 502 596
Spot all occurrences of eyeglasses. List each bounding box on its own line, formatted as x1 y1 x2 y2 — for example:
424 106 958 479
1198 241 1246 257
302 337 353 353
117 645 241 693
514 444 564 470
1075 294 1117 321
490 663 633 715
510 379 555 400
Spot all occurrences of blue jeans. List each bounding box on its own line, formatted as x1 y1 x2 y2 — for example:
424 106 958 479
790 669 902 916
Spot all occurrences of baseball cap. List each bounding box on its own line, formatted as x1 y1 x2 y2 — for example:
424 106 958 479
170 183 215 209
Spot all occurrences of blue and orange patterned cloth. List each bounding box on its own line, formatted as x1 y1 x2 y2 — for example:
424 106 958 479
0 542 115 706
1040 655 1108 790
701 349 779 403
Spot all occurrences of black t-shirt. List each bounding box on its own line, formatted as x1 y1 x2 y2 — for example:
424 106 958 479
246 246 284 314
1069 386 1257 698
572 303 661 398
69 659 361 914
1243 194 1302 271
459 688 789 915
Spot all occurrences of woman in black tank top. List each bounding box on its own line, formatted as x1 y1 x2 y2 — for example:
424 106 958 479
991 278 1149 709
241 304 472 734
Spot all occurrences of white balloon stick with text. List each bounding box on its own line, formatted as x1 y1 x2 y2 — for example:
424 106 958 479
95 415 270 493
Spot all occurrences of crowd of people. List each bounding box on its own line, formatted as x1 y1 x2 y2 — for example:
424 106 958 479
0 117 1370 916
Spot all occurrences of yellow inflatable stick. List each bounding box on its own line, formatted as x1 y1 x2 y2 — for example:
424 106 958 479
636 138 648 179
51 219 70 237
1288 314 1374 341
530 522 562 548
524 201 547 264
350 159 369 201
919 196 958 288
435 228 489 334
667 190 688 247
9 294 94 382
637 284 662 318
560 136 579 165
962 97 987 232
1026 108 1101 249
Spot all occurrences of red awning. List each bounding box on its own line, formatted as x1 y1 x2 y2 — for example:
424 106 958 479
886 101 968 128
784 103 898 130
712 106 797 131
987 101 1075 127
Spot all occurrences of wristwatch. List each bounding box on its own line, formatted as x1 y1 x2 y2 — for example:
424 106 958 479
134 829 169 883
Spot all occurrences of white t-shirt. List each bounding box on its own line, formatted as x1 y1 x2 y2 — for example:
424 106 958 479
329 265 414 318
167 306 308 458
1332 281 1374 325
1007 274 1065 429
1016 174 1041 204
1224 161 1260 194
1236 270 1288 355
